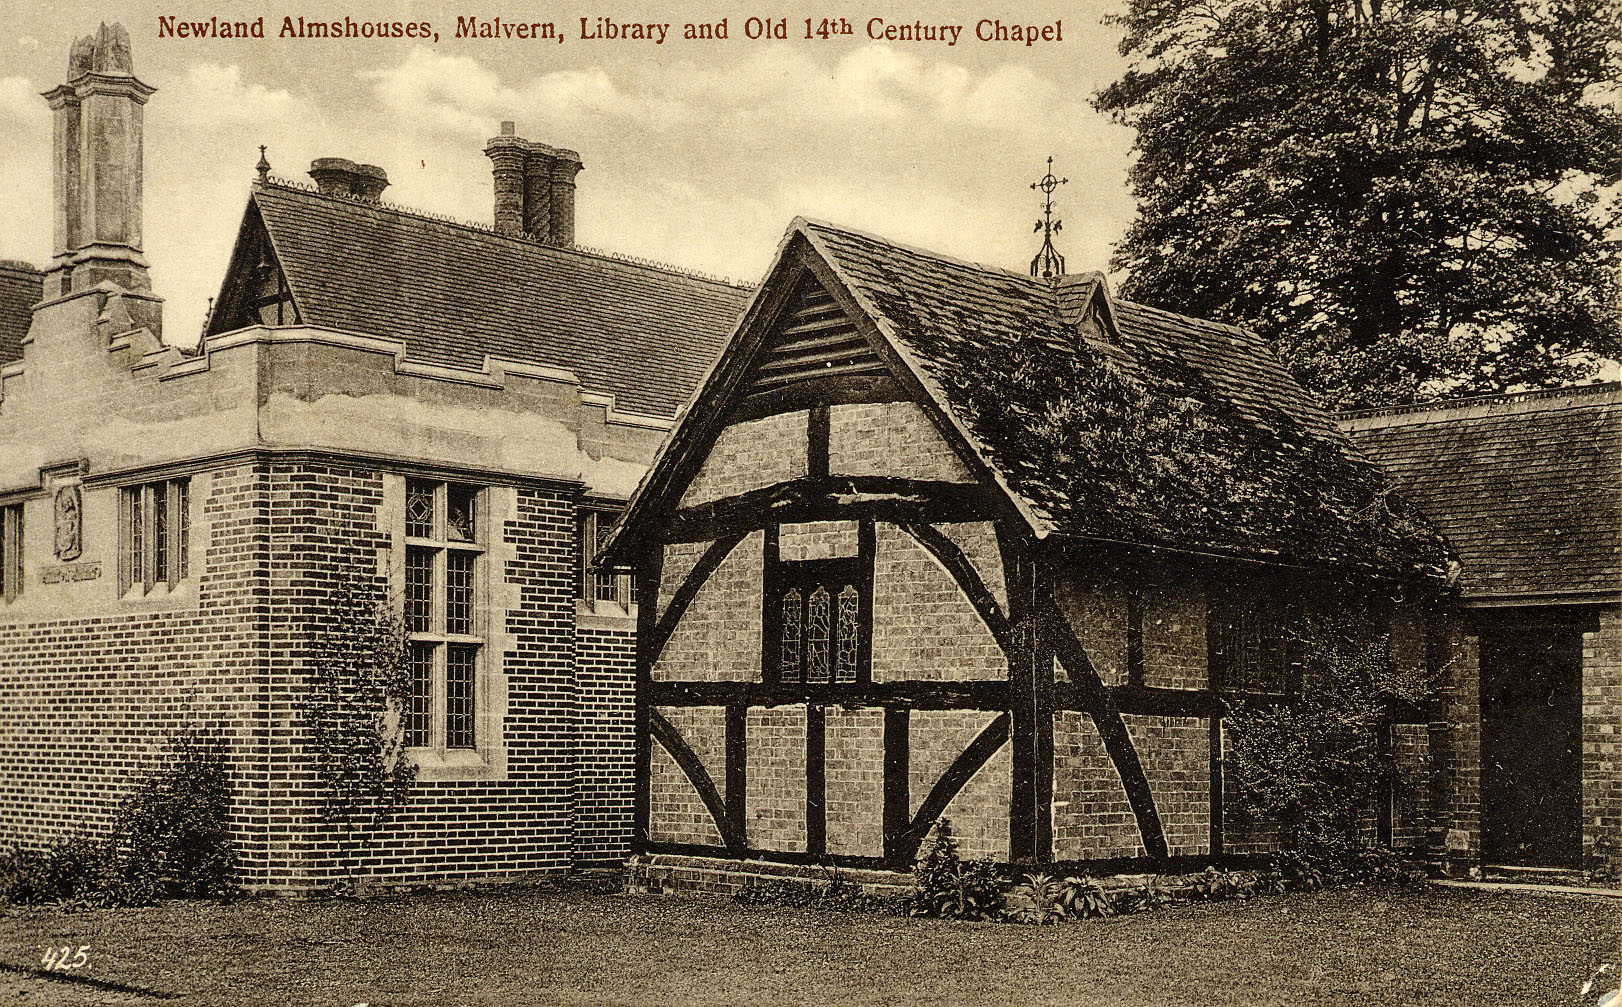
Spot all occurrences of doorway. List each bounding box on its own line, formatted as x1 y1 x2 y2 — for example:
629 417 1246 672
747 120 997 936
1478 616 1583 867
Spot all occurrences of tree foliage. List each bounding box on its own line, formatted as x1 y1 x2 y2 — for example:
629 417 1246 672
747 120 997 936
1096 0 1622 407
299 571 416 890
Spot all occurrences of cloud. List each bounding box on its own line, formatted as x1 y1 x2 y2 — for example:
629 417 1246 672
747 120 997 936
174 64 301 124
0 76 39 122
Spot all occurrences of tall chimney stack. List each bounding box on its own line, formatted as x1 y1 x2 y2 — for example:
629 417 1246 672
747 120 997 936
484 122 583 246
484 122 528 236
41 23 155 295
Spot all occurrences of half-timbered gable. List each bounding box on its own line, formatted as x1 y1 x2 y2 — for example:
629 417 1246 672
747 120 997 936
607 218 1452 883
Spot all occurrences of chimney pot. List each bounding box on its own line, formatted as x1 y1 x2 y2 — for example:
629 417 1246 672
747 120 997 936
500 120 516 136
308 158 389 201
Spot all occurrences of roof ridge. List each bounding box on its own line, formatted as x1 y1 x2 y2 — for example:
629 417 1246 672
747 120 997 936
796 218 1259 342
257 176 751 290
0 260 42 276
1338 381 1622 422
796 217 1059 288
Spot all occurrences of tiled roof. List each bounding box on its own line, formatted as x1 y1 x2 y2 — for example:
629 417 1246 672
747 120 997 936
239 181 752 418
799 220 1445 578
1341 385 1622 599
0 261 42 366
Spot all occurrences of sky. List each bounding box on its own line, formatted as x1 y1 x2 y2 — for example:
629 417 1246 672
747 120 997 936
0 1 1138 344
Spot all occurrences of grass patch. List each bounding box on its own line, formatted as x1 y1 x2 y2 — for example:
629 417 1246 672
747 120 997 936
0 880 1615 1005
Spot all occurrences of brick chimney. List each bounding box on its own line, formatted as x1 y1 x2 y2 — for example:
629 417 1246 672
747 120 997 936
484 122 583 246
307 158 390 201
41 23 155 295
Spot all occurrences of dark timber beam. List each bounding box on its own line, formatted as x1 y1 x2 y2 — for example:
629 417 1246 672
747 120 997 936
664 477 998 543
649 707 745 853
1042 593 1170 860
893 712 1011 867
648 532 747 667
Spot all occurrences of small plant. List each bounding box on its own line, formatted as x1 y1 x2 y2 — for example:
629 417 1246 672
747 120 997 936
1115 876 1176 914
1000 873 1068 925
0 727 235 908
1058 876 1117 918
909 820 1003 921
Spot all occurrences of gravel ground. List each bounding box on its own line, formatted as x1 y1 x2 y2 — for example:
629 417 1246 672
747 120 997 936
1 879 1617 1006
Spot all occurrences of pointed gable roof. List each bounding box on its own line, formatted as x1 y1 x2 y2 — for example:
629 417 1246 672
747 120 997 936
208 179 752 418
608 218 1448 581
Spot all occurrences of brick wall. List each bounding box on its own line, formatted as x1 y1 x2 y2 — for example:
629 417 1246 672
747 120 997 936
828 402 973 483
1 462 643 890
938 521 1005 610
1582 605 1622 868
1391 722 1431 850
1053 568 1128 686
680 411 807 507
909 709 1008 860
1142 574 1206 691
1053 711 1139 859
648 705 728 847
825 707 884 858
779 520 858 561
575 626 636 864
1431 617 1481 856
872 523 1005 682
0 462 270 871
745 705 807 851
654 531 762 682
1125 715 1210 857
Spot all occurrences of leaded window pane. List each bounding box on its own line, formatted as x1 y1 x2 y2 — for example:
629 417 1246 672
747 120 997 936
446 483 476 542
445 645 477 748
407 642 433 748
153 482 169 587
806 585 831 685
406 479 434 539
836 584 859 684
405 546 433 634
446 551 474 635
175 480 189 580
780 587 802 682
124 487 143 592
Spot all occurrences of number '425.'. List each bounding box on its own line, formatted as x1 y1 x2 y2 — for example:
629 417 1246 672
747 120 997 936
40 944 90 971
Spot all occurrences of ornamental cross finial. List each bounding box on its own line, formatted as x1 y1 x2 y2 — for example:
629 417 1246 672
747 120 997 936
1029 156 1067 279
255 145 270 182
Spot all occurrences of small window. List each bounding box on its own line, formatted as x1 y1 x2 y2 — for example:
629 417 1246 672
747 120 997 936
119 479 189 594
0 503 22 603
579 508 636 612
402 480 484 751
769 555 869 688
1209 592 1297 694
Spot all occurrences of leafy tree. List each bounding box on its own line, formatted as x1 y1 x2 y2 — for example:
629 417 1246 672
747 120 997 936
1096 0 1622 408
299 571 416 892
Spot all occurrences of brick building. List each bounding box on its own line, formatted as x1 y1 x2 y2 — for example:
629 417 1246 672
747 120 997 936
1343 386 1622 869
0 25 748 890
604 219 1476 884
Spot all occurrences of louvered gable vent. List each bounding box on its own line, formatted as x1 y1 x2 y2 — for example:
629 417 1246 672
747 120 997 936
744 272 883 395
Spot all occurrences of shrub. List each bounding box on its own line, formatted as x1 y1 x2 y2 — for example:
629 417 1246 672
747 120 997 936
909 820 1003 921
734 869 897 915
1225 610 1437 880
1057 876 1117 918
0 727 235 908
1000 873 1068 924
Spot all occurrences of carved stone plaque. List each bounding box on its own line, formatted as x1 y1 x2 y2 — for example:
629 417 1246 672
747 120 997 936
53 485 82 561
